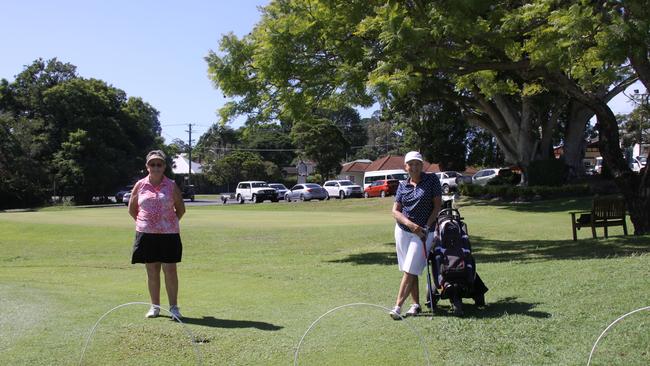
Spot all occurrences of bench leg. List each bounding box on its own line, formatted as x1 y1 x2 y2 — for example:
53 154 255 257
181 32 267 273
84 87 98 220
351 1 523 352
591 224 597 239
623 218 628 236
604 219 608 238
572 223 578 241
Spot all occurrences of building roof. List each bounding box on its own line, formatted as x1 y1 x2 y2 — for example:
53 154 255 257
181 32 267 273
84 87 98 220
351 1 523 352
364 154 441 173
172 154 202 175
340 161 371 173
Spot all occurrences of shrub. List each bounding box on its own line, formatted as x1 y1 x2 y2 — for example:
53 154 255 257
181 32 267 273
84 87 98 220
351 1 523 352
528 159 568 186
486 169 521 186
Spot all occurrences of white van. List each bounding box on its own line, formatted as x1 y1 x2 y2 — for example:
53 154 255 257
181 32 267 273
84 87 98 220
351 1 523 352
363 169 409 189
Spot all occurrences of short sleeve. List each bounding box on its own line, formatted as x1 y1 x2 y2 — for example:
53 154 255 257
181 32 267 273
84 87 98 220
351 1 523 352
395 182 404 203
431 174 442 197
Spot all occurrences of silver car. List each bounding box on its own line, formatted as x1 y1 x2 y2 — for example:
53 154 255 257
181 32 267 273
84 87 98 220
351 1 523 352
268 183 290 200
472 168 504 186
285 183 328 201
122 192 131 206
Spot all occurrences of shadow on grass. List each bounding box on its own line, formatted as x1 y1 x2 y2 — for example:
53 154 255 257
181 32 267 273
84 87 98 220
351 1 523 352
430 296 551 319
460 196 593 213
473 235 650 263
328 235 649 266
328 251 397 265
164 316 283 331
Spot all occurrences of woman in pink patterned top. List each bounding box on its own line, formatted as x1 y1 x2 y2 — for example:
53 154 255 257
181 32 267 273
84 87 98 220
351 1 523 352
128 150 186 320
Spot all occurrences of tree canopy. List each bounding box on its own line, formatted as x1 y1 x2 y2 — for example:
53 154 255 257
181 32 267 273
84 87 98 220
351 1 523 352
208 0 650 233
0 58 162 206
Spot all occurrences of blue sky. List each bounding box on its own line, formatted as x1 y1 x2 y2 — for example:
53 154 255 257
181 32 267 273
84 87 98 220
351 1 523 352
0 0 269 142
0 0 643 145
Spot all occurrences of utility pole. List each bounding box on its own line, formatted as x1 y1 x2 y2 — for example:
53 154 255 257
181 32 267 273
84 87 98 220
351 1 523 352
186 123 193 186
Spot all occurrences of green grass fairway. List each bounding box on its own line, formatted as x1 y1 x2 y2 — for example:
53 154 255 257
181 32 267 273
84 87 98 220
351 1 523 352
1 198 649 365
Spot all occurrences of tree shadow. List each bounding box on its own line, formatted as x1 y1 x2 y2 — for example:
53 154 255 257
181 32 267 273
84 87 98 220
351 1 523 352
472 235 650 264
430 296 551 319
459 197 593 213
328 251 397 265
162 315 283 331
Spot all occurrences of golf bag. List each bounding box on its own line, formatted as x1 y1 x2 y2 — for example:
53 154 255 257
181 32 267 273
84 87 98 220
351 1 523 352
426 208 488 315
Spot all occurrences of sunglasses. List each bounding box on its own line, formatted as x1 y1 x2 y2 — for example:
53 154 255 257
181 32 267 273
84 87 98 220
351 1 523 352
148 162 164 168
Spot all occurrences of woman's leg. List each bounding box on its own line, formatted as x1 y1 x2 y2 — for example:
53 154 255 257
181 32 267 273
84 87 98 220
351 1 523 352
145 262 162 305
410 276 419 305
162 263 178 306
395 272 417 308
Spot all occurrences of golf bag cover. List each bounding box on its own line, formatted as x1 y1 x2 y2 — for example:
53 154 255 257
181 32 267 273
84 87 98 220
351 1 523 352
433 217 474 288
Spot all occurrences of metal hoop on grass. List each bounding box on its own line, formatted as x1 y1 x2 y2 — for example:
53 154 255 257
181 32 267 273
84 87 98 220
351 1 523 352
587 305 650 366
79 302 203 366
293 303 431 366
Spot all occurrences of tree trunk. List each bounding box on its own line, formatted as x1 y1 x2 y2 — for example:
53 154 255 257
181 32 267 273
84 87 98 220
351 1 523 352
539 107 557 160
546 71 650 234
516 97 534 185
564 102 593 178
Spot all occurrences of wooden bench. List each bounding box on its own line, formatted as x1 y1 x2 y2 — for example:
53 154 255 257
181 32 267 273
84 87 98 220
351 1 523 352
570 197 628 241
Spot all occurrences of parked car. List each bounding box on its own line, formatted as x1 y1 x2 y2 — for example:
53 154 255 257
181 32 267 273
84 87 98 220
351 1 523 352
363 169 408 189
434 171 463 194
471 168 504 186
364 179 399 198
115 185 134 203
594 157 603 174
285 183 328 201
181 185 195 202
323 180 363 199
235 181 278 203
122 192 131 206
268 183 290 200
630 156 647 172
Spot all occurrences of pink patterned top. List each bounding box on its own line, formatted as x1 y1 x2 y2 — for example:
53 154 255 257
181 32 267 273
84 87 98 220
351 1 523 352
135 176 180 234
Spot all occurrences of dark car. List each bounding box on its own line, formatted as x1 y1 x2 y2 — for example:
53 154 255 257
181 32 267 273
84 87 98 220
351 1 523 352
115 185 134 203
182 185 195 202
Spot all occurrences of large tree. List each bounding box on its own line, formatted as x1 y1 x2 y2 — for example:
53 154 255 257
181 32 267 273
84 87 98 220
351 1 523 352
0 59 161 206
208 1 650 233
290 117 349 178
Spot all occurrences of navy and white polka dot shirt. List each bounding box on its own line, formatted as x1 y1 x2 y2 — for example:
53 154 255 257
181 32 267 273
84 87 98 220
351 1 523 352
395 172 442 232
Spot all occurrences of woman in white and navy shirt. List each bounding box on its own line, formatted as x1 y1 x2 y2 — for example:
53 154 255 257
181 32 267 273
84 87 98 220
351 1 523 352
389 151 442 319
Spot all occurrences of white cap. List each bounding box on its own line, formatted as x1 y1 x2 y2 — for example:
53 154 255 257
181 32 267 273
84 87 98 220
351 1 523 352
404 151 423 163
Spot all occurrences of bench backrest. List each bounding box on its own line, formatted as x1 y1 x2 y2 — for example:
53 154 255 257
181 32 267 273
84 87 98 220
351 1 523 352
592 197 625 219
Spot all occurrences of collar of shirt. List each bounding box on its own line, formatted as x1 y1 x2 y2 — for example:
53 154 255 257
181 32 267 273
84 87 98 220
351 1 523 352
405 172 426 186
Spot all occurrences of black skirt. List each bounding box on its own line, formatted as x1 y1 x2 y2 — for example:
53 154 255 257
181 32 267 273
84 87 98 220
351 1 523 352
131 232 183 264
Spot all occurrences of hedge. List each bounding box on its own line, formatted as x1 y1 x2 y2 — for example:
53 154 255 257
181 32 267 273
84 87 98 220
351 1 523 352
459 183 591 200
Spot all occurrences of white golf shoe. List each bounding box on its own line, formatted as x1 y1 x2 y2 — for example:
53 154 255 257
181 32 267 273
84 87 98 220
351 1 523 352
145 305 160 318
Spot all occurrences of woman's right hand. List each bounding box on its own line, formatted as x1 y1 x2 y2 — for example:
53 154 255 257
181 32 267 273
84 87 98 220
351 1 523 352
410 223 426 238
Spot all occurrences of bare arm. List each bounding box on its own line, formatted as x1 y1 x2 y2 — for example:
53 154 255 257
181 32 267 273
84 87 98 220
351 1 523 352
392 201 426 236
173 184 186 220
128 182 142 220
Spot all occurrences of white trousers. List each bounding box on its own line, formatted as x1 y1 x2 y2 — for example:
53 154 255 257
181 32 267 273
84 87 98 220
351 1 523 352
394 224 435 275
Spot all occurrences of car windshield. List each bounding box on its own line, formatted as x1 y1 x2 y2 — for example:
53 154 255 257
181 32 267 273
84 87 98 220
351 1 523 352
389 173 409 180
251 182 268 188
269 184 286 189
305 184 321 188
338 181 353 186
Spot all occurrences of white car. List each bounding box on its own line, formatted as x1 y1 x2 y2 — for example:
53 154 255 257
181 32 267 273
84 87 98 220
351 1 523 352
630 156 647 172
434 171 463 194
323 180 363 199
235 181 278 203
472 168 506 186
